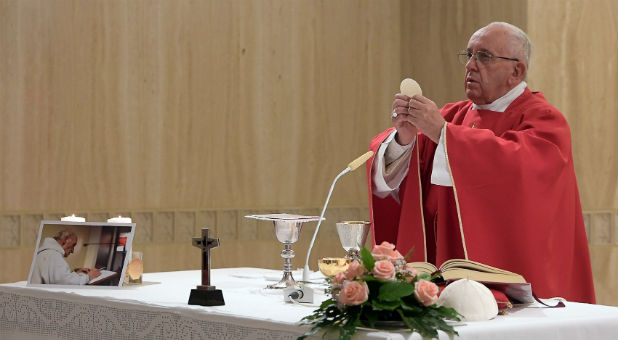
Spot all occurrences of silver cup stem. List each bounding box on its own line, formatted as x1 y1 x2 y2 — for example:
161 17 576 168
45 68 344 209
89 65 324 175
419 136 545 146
267 243 299 289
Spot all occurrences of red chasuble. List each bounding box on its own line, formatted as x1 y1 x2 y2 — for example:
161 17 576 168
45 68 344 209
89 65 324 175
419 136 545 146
366 88 595 303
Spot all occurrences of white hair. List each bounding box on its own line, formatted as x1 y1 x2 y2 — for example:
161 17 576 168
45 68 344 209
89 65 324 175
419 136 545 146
53 229 77 242
487 22 532 70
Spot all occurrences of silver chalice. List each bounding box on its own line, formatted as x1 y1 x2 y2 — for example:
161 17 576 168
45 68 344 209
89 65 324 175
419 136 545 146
245 214 321 289
268 219 303 289
336 221 371 260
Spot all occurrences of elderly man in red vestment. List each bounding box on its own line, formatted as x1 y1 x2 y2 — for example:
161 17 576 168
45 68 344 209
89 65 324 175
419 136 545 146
366 22 595 303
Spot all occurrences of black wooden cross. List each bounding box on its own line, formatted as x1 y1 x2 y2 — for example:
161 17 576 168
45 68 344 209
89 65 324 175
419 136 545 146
191 228 220 289
188 228 225 306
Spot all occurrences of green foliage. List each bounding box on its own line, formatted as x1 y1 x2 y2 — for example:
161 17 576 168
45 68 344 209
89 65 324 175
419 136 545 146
298 247 461 340
378 281 415 301
417 273 432 281
360 247 375 271
371 299 400 311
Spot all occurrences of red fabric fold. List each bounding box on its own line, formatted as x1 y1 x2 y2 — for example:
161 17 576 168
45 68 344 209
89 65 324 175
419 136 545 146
366 88 595 303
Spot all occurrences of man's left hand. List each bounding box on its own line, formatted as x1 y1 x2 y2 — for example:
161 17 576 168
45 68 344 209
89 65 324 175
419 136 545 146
407 95 445 143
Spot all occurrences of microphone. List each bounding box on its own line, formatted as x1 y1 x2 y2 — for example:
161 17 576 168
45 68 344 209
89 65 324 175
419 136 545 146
302 150 374 281
347 150 374 171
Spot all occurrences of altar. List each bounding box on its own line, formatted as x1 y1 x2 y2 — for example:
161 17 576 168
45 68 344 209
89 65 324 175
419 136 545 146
1 268 617 340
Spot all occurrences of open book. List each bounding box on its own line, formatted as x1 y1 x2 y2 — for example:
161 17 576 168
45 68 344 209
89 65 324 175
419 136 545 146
412 259 535 304
410 259 527 284
88 270 119 285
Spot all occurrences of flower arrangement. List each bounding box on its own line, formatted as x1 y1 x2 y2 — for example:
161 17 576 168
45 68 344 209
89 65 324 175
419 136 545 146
299 242 460 340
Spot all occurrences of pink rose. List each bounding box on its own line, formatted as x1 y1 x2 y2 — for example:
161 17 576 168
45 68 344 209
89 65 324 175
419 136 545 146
372 242 395 259
337 280 369 306
375 241 396 250
414 279 439 306
401 263 417 282
372 260 396 281
342 260 364 281
389 250 406 265
372 242 404 262
334 271 345 285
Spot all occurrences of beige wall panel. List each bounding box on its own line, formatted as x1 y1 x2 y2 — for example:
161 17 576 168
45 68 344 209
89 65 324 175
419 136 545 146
0 247 36 284
0 0 403 213
527 0 618 211
0 0 404 281
526 0 618 305
589 245 618 306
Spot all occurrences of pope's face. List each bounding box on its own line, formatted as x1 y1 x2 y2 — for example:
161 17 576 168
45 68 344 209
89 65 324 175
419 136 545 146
464 26 521 105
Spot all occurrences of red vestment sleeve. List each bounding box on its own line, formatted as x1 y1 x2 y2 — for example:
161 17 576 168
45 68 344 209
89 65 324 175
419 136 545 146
367 129 429 263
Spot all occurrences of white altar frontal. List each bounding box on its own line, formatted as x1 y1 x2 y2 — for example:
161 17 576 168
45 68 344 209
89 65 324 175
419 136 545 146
1 268 617 340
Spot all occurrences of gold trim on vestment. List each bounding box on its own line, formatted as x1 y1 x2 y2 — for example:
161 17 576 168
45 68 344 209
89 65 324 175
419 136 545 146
415 143 428 262
442 122 469 260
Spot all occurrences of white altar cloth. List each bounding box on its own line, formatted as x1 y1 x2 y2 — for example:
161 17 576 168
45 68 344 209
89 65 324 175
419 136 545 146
1 268 617 340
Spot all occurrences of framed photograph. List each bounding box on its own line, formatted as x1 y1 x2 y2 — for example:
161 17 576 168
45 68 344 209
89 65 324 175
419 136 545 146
27 220 136 287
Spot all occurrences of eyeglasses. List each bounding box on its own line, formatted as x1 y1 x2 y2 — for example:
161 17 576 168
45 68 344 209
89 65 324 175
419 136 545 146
457 50 519 65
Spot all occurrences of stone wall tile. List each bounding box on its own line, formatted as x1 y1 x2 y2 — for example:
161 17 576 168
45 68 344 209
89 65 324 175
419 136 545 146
237 210 259 241
323 208 351 239
591 212 612 244
21 214 44 247
253 210 275 240
174 211 196 243
196 211 217 238
216 210 238 241
359 207 370 222
154 212 175 243
86 212 110 223
132 212 154 244
0 215 20 248
43 213 64 222
109 212 131 221
610 213 618 245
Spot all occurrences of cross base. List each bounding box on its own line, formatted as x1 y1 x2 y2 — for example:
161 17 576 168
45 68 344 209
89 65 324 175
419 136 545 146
188 287 225 306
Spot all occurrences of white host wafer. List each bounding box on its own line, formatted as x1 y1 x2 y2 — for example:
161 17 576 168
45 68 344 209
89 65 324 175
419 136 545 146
400 78 422 97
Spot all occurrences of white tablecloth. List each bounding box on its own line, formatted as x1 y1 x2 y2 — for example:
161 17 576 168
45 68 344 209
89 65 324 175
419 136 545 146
0 268 617 340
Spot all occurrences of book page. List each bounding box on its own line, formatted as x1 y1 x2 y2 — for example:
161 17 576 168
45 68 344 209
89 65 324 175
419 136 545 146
441 259 522 276
410 262 439 275
441 268 527 283
88 270 118 285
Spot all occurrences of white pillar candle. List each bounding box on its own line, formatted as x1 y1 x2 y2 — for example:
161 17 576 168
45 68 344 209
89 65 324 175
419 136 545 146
107 216 132 223
61 214 86 222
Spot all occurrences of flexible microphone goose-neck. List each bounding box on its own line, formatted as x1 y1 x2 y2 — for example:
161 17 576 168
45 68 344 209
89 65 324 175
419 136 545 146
302 150 374 281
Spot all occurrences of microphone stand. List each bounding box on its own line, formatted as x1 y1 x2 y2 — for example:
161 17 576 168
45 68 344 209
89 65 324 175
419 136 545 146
302 168 350 281
301 150 374 282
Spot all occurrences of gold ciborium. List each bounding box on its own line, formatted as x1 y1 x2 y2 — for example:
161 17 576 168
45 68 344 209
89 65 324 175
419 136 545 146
318 257 351 277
